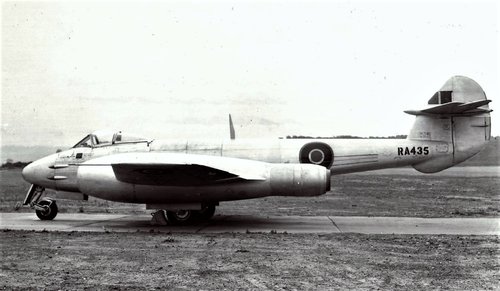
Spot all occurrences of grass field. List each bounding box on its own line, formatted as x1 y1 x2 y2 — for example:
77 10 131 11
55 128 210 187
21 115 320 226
2 167 498 218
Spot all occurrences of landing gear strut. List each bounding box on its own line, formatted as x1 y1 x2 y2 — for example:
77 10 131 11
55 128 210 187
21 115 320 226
23 184 58 220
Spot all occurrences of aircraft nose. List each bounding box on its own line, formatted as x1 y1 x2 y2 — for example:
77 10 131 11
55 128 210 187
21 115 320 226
21 163 34 182
21 154 57 187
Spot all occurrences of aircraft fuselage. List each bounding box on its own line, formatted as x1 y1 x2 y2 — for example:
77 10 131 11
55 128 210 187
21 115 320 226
26 138 445 196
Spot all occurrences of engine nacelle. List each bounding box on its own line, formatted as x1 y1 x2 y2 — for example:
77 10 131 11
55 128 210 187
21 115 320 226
76 153 330 204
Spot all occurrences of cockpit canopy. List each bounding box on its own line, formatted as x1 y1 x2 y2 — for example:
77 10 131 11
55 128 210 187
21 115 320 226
73 130 150 148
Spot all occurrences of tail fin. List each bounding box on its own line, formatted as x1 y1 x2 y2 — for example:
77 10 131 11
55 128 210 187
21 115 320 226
405 76 492 173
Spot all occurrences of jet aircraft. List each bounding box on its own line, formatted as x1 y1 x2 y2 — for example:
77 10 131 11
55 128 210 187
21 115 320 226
21 76 492 224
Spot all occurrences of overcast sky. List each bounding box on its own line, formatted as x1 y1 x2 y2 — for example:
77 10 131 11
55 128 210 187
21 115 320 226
2 0 499 147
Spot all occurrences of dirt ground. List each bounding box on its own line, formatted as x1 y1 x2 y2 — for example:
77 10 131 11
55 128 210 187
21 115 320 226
0 231 498 290
1 168 499 218
1 167 499 290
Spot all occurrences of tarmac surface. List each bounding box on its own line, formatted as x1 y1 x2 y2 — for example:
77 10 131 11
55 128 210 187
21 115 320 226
352 166 500 177
1 213 499 235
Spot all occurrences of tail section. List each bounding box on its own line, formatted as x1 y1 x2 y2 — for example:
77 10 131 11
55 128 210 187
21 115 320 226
405 76 492 173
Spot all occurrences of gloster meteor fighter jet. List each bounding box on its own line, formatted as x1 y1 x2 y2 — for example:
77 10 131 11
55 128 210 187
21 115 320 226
22 76 492 224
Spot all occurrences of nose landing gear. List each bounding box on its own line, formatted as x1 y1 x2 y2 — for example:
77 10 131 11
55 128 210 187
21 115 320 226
23 184 58 220
35 199 58 220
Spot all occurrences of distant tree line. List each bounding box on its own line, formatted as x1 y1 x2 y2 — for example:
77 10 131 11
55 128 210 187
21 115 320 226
1 160 31 169
284 135 408 139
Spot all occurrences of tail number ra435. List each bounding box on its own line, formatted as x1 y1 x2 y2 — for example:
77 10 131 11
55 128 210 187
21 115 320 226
398 146 429 156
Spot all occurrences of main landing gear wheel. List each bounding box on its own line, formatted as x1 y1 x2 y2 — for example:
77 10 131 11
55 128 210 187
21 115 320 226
164 205 217 225
35 199 58 220
166 210 194 224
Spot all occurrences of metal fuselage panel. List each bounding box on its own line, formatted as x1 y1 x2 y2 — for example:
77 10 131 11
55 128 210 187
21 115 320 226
149 138 446 174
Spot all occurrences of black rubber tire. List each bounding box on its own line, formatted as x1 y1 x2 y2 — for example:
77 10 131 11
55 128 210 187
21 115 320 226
166 210 194 224
197 205 216 220
35 199 58 220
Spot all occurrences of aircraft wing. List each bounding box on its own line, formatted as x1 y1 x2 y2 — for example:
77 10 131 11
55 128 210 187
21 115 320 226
111 163 264 186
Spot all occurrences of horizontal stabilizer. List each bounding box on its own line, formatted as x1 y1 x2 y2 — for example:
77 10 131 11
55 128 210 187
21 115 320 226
456 99 491 112
405 99 492 116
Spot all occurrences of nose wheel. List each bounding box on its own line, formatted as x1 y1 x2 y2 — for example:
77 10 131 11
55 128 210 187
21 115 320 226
35 199 58 220
23 184 59 220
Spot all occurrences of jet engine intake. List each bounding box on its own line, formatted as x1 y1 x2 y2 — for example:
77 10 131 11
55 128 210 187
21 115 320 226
299 142 334 168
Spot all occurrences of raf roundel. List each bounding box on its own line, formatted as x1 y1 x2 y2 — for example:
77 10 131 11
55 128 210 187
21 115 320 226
299 142 334 168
